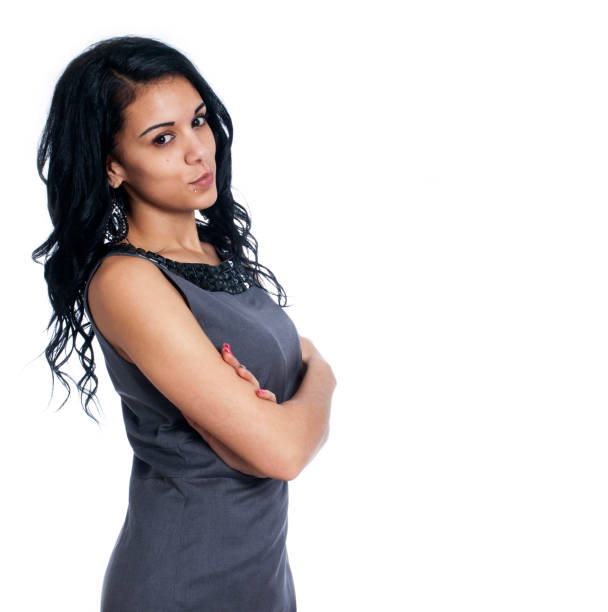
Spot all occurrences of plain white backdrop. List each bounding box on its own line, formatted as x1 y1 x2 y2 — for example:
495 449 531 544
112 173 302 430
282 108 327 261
2 1 607 610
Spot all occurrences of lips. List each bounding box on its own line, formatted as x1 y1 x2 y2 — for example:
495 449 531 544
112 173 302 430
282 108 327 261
190 170 213 184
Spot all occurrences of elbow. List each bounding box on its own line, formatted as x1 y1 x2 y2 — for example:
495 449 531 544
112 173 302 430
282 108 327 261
251 445 299 482
279 424 330 482
266 452 301 482
281 458 301 482
277 466 300 482
256 409 331 482
281 436 310 481
260 442 302 482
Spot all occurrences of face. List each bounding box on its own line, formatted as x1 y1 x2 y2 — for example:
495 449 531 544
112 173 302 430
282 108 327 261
106 75 217 212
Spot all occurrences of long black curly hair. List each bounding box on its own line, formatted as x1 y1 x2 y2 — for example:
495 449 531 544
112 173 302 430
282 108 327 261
32 35 291 425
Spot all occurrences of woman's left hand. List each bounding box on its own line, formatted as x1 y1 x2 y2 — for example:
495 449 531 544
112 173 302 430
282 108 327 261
184 343 277 478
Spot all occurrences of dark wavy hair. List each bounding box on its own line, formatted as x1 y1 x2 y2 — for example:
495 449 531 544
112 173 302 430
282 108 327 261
32 35 292 425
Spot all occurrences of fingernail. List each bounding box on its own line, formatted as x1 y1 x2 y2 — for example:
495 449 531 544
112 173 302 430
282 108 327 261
256 388 265 394
223 342 232 354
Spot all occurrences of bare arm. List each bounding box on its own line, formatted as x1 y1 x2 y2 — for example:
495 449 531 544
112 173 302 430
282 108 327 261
189 345 336 480
280 349 336 479
187 417 269 478
186 348 279 478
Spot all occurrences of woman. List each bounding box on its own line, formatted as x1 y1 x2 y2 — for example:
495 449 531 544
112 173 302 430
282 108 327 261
33 35 336 611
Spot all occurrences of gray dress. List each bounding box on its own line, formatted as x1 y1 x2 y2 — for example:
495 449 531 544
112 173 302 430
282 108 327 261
83 236 303 611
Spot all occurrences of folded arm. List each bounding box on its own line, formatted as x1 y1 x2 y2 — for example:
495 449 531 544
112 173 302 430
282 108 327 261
87 254 335 481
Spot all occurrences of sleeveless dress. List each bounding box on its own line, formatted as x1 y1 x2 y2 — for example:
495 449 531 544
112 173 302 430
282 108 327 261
83 235 303 611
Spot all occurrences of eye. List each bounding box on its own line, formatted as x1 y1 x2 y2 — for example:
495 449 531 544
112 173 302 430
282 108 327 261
152 113 209 147
192 112 208 127
153 133 172 146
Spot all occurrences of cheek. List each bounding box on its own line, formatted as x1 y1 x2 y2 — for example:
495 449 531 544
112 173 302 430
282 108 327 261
204 128 217 155
134 154 178 179
127 157 185 199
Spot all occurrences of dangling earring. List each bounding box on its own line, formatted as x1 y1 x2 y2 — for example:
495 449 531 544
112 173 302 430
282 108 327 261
105 190 129 243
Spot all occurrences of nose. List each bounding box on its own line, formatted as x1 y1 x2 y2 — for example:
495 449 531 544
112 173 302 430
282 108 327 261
184 129 213 166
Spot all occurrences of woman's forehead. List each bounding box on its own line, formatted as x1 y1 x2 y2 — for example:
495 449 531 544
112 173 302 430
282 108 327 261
122 78 205 134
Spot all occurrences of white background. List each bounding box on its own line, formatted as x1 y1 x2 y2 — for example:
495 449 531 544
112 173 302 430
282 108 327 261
3 1 607 610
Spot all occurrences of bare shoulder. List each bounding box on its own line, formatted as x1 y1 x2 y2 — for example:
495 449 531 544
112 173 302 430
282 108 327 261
89 252 169 293
87 254 183 362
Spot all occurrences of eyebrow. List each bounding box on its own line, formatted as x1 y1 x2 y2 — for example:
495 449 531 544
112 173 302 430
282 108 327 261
138 102 207 137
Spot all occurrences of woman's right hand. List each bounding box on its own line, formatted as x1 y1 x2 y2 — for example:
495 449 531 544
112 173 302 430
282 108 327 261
220 343 277 402
183 342 278 478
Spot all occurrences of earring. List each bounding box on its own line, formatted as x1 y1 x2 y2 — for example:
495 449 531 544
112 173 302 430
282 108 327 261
104 190 129 243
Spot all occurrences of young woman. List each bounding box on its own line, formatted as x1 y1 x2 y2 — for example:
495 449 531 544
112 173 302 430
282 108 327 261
33 35 336 611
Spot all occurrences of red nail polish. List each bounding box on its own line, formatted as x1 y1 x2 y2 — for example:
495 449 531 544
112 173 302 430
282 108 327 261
223 342 232 354
257 388 264 394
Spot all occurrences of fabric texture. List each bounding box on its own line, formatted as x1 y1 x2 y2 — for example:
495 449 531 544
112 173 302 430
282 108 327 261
83 241 303 611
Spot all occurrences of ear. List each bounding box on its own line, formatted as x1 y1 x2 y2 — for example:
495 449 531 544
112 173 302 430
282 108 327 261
106 153 126 189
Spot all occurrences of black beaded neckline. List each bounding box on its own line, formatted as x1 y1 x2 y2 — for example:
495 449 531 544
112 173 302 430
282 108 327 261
104 241 256 294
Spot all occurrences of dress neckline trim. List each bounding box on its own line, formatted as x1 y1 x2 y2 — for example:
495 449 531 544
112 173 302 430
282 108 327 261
102 241 256 294
105 240 233 269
